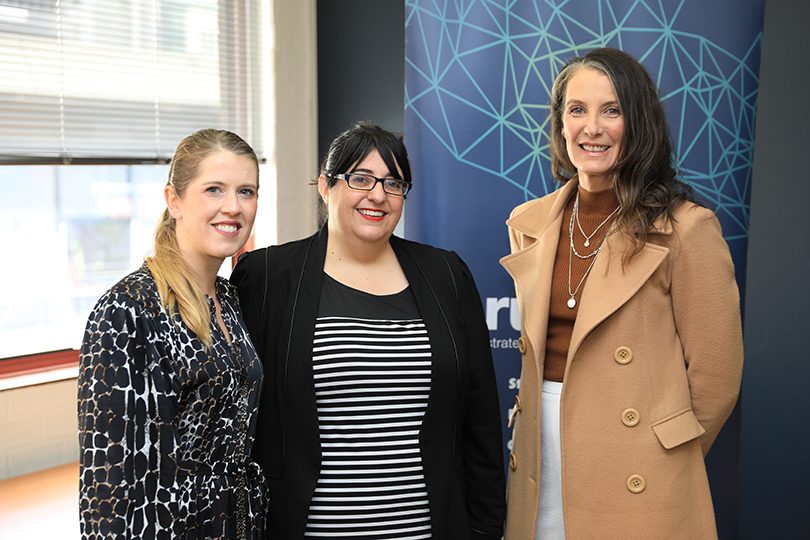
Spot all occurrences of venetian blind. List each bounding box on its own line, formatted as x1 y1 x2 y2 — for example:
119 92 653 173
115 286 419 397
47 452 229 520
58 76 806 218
0 0 263 162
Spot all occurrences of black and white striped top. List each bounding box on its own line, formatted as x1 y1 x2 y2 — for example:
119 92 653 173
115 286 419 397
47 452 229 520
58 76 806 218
304 273 433 539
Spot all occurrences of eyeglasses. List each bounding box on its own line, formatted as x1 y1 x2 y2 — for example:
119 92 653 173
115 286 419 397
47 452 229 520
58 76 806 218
332 173 412 197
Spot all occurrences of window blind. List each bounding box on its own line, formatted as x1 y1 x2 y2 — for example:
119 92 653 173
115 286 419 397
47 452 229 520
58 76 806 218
0 0 263 162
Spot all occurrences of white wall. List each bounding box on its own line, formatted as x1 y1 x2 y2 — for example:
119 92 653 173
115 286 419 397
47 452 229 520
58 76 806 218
272 0 319 242
0 379 79 480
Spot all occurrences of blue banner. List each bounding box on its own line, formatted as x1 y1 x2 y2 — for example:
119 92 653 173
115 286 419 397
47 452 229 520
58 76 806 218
404 0 763 483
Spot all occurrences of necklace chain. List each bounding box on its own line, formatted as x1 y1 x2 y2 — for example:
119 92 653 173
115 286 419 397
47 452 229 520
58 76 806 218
566 193 620 309
573 191 621 250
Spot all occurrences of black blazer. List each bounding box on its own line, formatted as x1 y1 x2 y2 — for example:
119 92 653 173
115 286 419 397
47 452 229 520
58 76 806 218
231 226 505 540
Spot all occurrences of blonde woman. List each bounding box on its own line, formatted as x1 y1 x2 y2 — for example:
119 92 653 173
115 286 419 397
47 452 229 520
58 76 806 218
78 129 266 539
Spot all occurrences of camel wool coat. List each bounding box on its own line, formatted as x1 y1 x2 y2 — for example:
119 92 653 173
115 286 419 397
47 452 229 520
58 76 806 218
499 180 743 540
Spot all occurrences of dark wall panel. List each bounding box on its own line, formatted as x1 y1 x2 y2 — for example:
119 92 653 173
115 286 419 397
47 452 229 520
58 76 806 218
740 0 810 537
317 0 405 165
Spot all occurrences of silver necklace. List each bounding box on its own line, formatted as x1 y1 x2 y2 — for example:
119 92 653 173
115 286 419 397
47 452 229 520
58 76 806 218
574 191 621 247
566 206 609 309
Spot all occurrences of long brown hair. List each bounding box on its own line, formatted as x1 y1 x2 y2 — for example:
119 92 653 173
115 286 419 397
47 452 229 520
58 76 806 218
549 48 697 259
146 129 258 346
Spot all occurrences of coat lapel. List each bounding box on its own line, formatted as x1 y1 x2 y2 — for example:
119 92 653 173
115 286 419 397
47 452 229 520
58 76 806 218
500 181 576 367
501 181 675 369
567 230 670 364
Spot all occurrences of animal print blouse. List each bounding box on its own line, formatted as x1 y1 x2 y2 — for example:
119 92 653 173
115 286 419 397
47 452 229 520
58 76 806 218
78 264 267 539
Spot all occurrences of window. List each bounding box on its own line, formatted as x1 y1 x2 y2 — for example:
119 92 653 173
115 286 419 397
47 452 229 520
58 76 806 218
0 164 165 358
0 0 274 359
0 162 274 360
0 0 264 161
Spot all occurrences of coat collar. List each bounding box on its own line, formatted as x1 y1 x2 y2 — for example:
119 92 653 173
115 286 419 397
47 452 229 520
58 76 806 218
505 180 576 240
506 179 675 238
500 180 672 370
499 181 576 372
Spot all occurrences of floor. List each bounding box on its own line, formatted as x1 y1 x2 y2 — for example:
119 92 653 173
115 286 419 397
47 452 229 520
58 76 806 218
0 462 79 539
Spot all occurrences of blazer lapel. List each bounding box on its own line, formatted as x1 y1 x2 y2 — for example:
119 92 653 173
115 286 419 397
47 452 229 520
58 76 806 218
567 232 670 363
391 238 455 446
284 226 327 463
500 181 576 367
286 226 327 388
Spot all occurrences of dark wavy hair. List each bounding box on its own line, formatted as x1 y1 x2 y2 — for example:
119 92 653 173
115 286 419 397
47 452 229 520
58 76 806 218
320 121 412 187
549 48 698 257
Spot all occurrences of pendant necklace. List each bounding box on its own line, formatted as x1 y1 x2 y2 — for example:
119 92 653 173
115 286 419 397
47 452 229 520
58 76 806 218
574 191 621 247
566 200 611 309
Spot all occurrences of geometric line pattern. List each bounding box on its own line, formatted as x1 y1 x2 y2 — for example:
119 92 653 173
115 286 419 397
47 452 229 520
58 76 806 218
405 0 764 243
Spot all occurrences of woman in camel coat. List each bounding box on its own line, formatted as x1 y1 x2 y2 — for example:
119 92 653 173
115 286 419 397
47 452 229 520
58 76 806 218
500 48 743 539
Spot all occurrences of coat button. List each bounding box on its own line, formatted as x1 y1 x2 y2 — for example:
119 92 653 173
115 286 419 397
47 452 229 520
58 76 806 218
621 408 641 427
614 346 633 364
627 474 646 493
509 453 517 471
518 336 527 355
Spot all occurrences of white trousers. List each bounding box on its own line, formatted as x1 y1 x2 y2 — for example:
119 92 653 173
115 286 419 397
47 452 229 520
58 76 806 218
536 380 566 540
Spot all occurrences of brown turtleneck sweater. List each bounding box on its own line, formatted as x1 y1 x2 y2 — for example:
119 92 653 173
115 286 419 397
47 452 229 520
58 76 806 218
544 185 620 382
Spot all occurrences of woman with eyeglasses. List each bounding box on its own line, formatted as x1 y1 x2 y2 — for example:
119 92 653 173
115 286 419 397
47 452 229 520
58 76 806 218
231 121 505 539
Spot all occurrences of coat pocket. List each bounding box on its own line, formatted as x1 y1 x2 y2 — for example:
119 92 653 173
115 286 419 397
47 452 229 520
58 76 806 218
651 408 706 449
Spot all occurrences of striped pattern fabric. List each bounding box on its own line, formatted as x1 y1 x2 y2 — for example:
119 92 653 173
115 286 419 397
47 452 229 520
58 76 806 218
304 315 433 539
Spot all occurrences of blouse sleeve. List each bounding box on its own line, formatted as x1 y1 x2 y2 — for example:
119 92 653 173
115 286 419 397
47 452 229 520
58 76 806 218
670 207 744 454
453 253 507 540
78 292 177 539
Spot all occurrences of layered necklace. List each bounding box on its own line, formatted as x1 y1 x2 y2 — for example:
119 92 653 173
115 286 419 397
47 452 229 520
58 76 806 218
566 191 621 309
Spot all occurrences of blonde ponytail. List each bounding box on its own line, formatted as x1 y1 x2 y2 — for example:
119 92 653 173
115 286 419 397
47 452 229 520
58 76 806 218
146 209 213 346
146 128 259 348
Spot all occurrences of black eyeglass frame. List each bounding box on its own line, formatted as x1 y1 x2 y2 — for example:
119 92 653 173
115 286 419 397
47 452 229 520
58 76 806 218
331 173 413 197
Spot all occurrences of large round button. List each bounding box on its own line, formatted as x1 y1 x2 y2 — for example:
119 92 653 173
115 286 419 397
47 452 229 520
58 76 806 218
509 453 517 471
621 408 641 427
627 474 646 493
518 337 527 355
614 346 633 364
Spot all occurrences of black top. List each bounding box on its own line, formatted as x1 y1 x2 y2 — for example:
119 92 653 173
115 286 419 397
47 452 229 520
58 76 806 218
320 272 419 318
305 274 433 539
231 225 506 540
